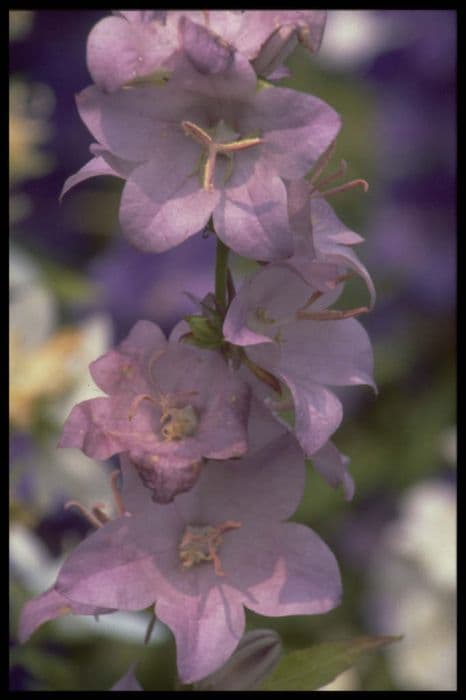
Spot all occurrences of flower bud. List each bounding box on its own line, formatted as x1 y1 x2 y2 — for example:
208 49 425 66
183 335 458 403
252 25 298 78
194 628 283 691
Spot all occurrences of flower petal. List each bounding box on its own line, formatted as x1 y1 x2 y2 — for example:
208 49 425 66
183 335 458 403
242 88 341 179
87 15 176 92
272 372 343 455
55 510 182 610
76 84 202 162
311 440 355 501
60 156 122 201
214 156 293 261
174 402 305 525
254 317 375 389
90 320 167 394
156 586 245 683
120 154 219 253
312 198 376 307
233 522 341 617
58 396 157 461
178 16 234 75
18 586 112 643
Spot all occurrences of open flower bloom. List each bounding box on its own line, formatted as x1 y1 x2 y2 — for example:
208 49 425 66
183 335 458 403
59 320 250 503
223 264 375 458
21 401 341 684
62 30 340 262
86 11 327 92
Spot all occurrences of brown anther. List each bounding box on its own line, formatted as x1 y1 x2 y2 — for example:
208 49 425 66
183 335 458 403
296 305 369 321
178 520 242 576
312 178 369 199
64 500 105 529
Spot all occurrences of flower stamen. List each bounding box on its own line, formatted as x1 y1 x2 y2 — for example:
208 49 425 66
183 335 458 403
178 520 242 576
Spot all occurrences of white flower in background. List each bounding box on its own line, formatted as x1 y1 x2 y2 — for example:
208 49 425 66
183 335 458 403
10 246 114 515
317 11 404 70
368 480 456 690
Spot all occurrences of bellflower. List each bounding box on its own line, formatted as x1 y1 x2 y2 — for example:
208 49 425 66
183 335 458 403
59 320 250 503
86 11 327 93
21 402 341 683
62 34 341 262
223 264 375 456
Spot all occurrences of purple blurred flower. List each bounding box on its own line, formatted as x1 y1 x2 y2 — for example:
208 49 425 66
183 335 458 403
86 234 216 338
59 320 250 503
22 406 341 683
223 264 375 456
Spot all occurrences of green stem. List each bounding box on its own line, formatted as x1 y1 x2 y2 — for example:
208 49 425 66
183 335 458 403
215 237 229 313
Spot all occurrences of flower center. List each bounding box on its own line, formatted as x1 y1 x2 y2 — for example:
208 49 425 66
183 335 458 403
178 520 242 576
182 119 262 192
160 404 198 441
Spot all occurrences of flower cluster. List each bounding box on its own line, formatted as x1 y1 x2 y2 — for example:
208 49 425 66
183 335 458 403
20 10 376 687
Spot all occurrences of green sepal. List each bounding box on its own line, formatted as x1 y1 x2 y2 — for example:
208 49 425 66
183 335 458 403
183 314 224 350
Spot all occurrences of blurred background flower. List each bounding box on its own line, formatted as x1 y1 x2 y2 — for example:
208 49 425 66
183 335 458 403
9 10 456 690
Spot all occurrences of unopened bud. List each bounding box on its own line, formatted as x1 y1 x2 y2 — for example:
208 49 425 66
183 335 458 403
252 25 298 78
194 628 283 691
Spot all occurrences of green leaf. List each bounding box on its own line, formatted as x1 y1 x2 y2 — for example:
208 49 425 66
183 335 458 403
259 635 402 691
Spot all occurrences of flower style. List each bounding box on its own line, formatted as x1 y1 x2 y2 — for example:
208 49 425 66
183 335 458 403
21 401 341 683
59 320 250 503
62 32 341 262
223 264 375 458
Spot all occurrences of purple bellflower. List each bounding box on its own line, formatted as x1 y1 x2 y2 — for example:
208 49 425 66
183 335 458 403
59 320 250 503
21 402 341 684
86 11 327 93
62 25 341 262
223 264 375 458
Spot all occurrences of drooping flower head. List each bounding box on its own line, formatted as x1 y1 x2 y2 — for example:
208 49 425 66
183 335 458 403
59 320 250 503
223 264 375 459
21 401 341 683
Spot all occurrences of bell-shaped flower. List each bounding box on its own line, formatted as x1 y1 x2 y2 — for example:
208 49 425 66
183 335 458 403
223 264 375 457
21 402 341 684
59 320 250 503
62 37 340 262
